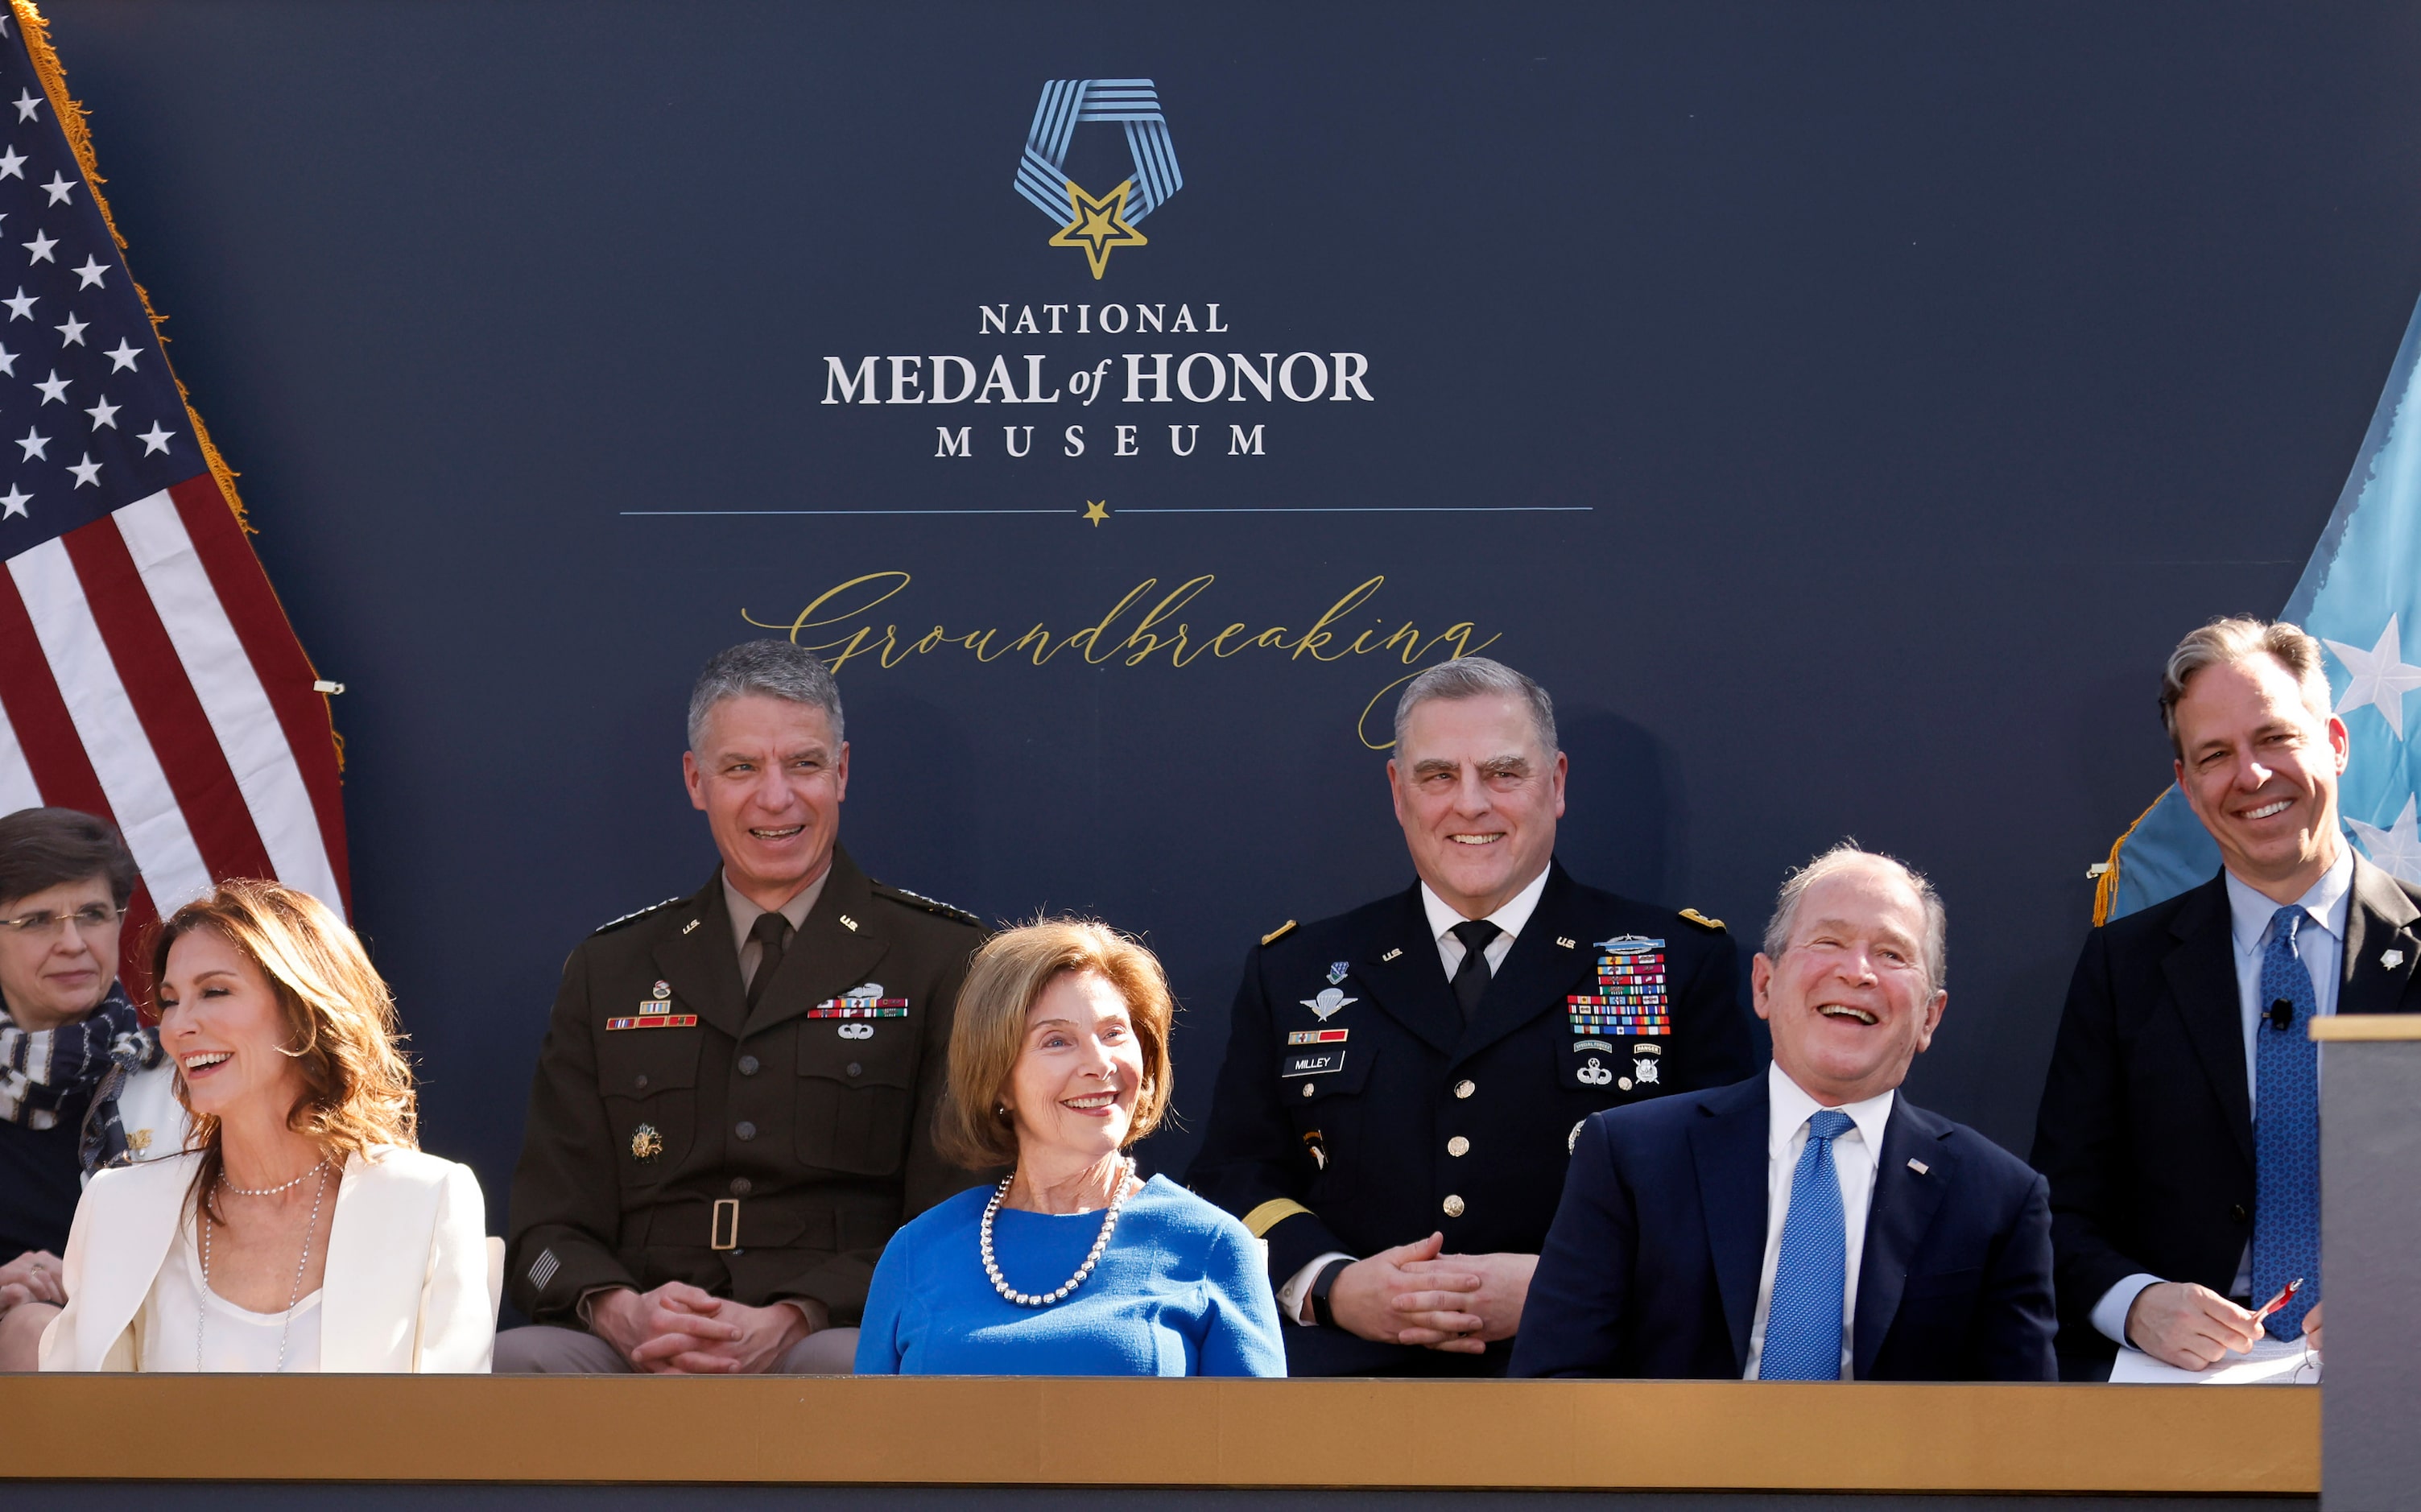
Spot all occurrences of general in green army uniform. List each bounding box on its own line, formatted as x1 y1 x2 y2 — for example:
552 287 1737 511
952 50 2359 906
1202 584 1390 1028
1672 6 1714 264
500 642 986 1374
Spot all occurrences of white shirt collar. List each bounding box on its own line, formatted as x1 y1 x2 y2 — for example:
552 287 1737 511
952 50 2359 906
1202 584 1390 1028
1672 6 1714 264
2225 845 2354 960
1419 861 1552 948
1766 1060 1894 1171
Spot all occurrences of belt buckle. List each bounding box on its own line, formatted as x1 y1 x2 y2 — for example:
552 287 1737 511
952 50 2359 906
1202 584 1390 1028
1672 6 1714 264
710 1198 740 1251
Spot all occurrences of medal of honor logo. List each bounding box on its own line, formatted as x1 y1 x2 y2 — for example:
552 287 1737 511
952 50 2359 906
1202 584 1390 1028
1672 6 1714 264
1014 79 1184 279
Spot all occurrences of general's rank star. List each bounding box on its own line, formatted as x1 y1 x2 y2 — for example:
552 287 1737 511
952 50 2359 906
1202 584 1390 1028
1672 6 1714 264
1048 178 1147 280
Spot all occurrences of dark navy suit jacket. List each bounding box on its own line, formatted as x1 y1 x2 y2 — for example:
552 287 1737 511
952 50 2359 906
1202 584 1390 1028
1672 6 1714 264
2029 854 2421 1369
1510 1072 2056 1381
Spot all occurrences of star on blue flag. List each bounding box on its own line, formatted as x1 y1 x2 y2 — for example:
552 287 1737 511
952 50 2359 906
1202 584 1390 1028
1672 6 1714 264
2103 292 2421 914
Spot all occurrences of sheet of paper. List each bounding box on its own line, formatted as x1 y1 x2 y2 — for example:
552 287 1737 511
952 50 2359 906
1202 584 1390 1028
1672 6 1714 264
2108 1336 2319 1385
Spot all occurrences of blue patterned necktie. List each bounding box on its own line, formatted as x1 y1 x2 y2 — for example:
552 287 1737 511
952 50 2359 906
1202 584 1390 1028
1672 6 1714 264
2253 905 2321 1340
1761 1108 1856 1381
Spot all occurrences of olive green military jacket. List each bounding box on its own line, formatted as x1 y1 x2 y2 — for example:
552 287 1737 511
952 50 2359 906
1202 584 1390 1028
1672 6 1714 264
506 847 985 1326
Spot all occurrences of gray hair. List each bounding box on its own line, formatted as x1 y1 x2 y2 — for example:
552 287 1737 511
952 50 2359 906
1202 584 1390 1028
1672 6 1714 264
2158 616 2331 758
685 640 845 753
1391 656 1559 755
1762 841 1948 994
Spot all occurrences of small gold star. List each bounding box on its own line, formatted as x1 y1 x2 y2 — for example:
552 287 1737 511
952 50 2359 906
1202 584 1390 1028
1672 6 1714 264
1082 500 1109 527
1048 180 1147 279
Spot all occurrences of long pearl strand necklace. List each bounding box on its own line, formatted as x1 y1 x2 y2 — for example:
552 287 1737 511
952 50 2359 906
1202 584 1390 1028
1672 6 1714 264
981 1155 1136 1308
199 1158 331 1373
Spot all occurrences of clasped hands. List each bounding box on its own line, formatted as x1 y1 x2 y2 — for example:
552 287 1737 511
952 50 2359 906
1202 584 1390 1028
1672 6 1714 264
2126 1281 2324 1371
588 1281 824 1374
0 1249 65 1316
1325 1232 1535 1353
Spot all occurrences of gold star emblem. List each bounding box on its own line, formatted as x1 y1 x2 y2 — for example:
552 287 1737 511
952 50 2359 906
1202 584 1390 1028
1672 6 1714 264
1082 500 1109 526
1048 179 1147 279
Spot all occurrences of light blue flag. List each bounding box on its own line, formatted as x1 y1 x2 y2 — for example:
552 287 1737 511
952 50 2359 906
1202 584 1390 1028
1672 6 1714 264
2102 293 2421 920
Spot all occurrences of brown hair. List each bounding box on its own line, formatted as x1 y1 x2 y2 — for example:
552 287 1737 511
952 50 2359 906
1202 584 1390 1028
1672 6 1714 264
2159 617 2332 758
0 806 138 910
152 879 417 1220
936 918 1176 1170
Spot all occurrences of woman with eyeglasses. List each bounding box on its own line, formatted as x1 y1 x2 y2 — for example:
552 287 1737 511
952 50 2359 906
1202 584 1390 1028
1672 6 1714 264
0 808 185 1371
39 878 493 1372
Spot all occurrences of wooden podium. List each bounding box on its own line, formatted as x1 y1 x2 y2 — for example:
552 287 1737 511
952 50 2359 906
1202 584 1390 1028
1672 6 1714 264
2 1374 2314 1506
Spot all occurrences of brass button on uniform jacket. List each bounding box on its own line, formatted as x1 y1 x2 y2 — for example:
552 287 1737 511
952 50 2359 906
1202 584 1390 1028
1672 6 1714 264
506 846 985 1326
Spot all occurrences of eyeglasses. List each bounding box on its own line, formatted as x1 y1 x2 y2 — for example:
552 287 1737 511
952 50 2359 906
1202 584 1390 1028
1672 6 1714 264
0 904 125 940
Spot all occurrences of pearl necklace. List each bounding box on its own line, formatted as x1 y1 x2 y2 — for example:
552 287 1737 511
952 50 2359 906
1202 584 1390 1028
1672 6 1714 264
219 1159 330 1199
199 1159 330 1373
981 1157 1135 1308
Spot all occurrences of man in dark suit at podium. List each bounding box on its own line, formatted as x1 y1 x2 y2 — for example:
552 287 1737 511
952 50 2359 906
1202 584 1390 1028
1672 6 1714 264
2033 618 2421 1376
1511 845 2055 1381
1191 657 1755 1377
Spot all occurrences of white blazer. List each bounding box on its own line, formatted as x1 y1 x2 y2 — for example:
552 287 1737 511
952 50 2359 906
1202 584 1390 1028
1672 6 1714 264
39 1145 494 1372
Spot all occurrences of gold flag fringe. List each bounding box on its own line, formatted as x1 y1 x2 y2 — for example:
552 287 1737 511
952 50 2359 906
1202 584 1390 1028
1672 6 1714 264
14 0 249 537
2091 791 2169 927
11 0 342 771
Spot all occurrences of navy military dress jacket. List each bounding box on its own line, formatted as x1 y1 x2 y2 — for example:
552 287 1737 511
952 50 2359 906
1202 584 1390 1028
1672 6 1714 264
1189 859 1755 1375
1511 1075 2057 1381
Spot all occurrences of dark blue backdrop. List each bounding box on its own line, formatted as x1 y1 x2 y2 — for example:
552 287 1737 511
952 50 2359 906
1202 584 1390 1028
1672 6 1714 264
38 1 2421 1236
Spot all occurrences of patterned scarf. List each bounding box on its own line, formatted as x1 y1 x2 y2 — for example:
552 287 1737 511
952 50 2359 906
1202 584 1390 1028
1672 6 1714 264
0 982 166 1174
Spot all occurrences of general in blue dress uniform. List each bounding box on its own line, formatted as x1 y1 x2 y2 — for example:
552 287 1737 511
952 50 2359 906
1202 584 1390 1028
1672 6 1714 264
1190 659 1756 1376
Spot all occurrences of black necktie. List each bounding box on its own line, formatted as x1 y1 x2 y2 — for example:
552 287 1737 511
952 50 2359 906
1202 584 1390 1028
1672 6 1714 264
746 911 791 1010
1448 919 1502 1022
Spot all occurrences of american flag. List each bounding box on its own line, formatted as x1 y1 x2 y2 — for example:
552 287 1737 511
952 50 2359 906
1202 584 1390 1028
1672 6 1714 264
0 4 349 972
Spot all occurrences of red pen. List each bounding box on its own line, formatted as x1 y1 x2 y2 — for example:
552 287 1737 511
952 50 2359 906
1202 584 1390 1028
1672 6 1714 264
2254 1276 2304 1322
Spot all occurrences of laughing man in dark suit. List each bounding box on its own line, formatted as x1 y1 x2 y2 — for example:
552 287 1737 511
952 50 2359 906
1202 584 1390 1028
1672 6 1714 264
1511 844 2056 1381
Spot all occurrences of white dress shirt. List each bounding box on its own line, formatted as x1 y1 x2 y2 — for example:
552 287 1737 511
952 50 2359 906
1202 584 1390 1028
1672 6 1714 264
2088 848 2350 1349
1275 865 1555 1325
1743 1062 1894 1381
1421 864 1551 981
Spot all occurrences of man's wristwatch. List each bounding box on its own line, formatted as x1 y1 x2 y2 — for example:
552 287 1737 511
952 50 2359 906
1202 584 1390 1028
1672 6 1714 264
1308 1257 1354 1329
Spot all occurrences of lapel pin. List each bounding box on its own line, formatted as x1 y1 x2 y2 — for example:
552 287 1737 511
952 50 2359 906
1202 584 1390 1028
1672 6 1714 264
839 914 859 932
1380 947 1403 962
1555 936 1576 949
1327 960 1349 984
681 919 700 935
1907 1159 1929 1175
2383 948 2407 970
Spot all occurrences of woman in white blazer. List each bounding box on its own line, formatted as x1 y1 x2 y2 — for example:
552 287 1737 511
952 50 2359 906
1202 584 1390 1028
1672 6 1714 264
41 879 493 1372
